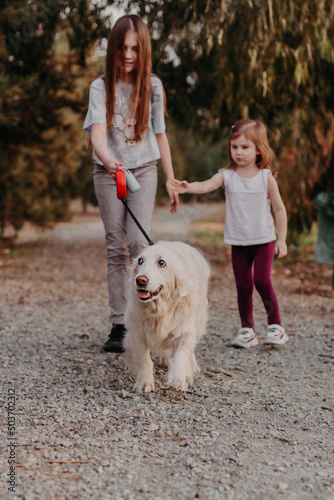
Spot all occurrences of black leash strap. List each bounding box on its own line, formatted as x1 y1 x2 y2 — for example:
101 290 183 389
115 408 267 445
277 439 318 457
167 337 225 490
121 199 154 246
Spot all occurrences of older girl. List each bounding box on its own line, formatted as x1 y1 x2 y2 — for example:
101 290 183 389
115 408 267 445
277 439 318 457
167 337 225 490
84 15 178 352
172 119 288 347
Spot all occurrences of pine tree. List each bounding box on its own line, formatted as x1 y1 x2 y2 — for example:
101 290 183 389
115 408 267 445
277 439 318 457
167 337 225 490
0 0 106 236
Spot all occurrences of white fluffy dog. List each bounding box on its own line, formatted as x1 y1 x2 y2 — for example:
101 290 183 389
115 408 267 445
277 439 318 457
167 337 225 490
124 241 210 393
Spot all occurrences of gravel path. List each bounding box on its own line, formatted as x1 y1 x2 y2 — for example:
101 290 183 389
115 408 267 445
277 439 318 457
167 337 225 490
1 204 333 500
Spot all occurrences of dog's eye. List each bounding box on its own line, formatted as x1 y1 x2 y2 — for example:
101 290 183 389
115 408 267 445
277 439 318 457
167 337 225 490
138 257 143 265
158 259 166 267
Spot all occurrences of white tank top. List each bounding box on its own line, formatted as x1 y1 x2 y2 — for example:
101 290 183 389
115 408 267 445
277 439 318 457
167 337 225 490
221 168 276 246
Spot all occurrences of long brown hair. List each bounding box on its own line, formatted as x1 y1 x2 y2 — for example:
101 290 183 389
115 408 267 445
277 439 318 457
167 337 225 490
227 119 276 176
105 14 152 142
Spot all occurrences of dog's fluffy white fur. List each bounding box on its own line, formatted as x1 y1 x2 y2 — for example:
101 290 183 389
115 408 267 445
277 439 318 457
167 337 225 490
124 241 210 393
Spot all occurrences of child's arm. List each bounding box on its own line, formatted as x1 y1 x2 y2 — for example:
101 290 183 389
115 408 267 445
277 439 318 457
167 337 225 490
90 123 120 176
155 132 179 214
171 172 224 195
268 174 288 259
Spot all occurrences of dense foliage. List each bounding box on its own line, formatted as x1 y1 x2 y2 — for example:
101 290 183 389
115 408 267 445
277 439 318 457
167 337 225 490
1 0 333 238
123 0 334 233
0 0 106 235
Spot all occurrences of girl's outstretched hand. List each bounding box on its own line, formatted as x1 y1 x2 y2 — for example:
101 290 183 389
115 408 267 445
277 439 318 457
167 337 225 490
275 239 287 259
170 179 189 194
166 180 179 214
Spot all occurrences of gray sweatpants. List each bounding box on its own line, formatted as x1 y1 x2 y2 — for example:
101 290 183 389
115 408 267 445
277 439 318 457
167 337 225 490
93 162 157 325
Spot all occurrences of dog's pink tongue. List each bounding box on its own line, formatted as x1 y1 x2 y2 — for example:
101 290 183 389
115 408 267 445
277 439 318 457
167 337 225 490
138 290 150 300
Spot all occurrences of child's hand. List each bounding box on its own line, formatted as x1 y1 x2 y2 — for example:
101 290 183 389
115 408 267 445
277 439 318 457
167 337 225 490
106 160 122 179
166 180 179 214
170 179 189 194
275 239 287 259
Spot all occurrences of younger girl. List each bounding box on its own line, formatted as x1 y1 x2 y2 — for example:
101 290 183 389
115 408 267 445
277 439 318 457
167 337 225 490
83 15 179 352
172 119 288 347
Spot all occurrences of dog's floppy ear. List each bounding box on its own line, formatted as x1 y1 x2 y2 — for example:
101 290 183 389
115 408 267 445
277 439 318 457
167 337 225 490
129 257 139 279
179 277 195 297
174 259 195 298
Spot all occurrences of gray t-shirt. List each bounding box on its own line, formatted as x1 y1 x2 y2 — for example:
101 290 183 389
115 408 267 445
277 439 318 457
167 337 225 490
83 75 166 168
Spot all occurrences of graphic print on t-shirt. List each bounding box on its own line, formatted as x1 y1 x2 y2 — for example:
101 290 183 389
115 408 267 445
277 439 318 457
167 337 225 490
112 82 137 146
112 114 137 146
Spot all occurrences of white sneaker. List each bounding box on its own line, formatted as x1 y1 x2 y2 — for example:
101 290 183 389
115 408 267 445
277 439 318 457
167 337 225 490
230 327 258 348
263 324 288 345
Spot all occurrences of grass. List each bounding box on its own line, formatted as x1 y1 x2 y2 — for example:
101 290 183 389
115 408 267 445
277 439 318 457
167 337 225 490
8 246 38 259
0 240 39 261
192 229 225 247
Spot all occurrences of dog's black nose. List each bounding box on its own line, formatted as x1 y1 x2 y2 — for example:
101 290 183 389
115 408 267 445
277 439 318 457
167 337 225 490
136 275 148 287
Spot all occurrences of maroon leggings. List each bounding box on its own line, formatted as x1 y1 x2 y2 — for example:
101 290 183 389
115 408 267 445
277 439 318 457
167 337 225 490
231 241 281 328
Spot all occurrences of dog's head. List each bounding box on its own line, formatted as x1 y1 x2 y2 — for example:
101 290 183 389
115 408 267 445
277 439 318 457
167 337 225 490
131 242 194 303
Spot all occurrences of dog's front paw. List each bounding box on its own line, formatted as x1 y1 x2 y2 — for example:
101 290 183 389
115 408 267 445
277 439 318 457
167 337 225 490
133 378 155 393
167 375 188 392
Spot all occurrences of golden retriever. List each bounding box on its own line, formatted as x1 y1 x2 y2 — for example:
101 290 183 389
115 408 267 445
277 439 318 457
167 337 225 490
124 241 210 393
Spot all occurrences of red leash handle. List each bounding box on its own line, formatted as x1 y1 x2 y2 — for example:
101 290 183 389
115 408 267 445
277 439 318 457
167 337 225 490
116 168 127 200
115 165 154 245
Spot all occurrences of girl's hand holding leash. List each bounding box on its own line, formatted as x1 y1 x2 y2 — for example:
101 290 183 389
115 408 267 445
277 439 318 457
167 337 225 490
105 160 123 179
90 124 121 178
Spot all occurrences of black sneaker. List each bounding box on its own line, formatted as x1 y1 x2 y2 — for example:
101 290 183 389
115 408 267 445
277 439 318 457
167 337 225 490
103 324 126 353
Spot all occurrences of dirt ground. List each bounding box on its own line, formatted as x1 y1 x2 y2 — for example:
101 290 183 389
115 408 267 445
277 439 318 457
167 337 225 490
1 203 333 500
